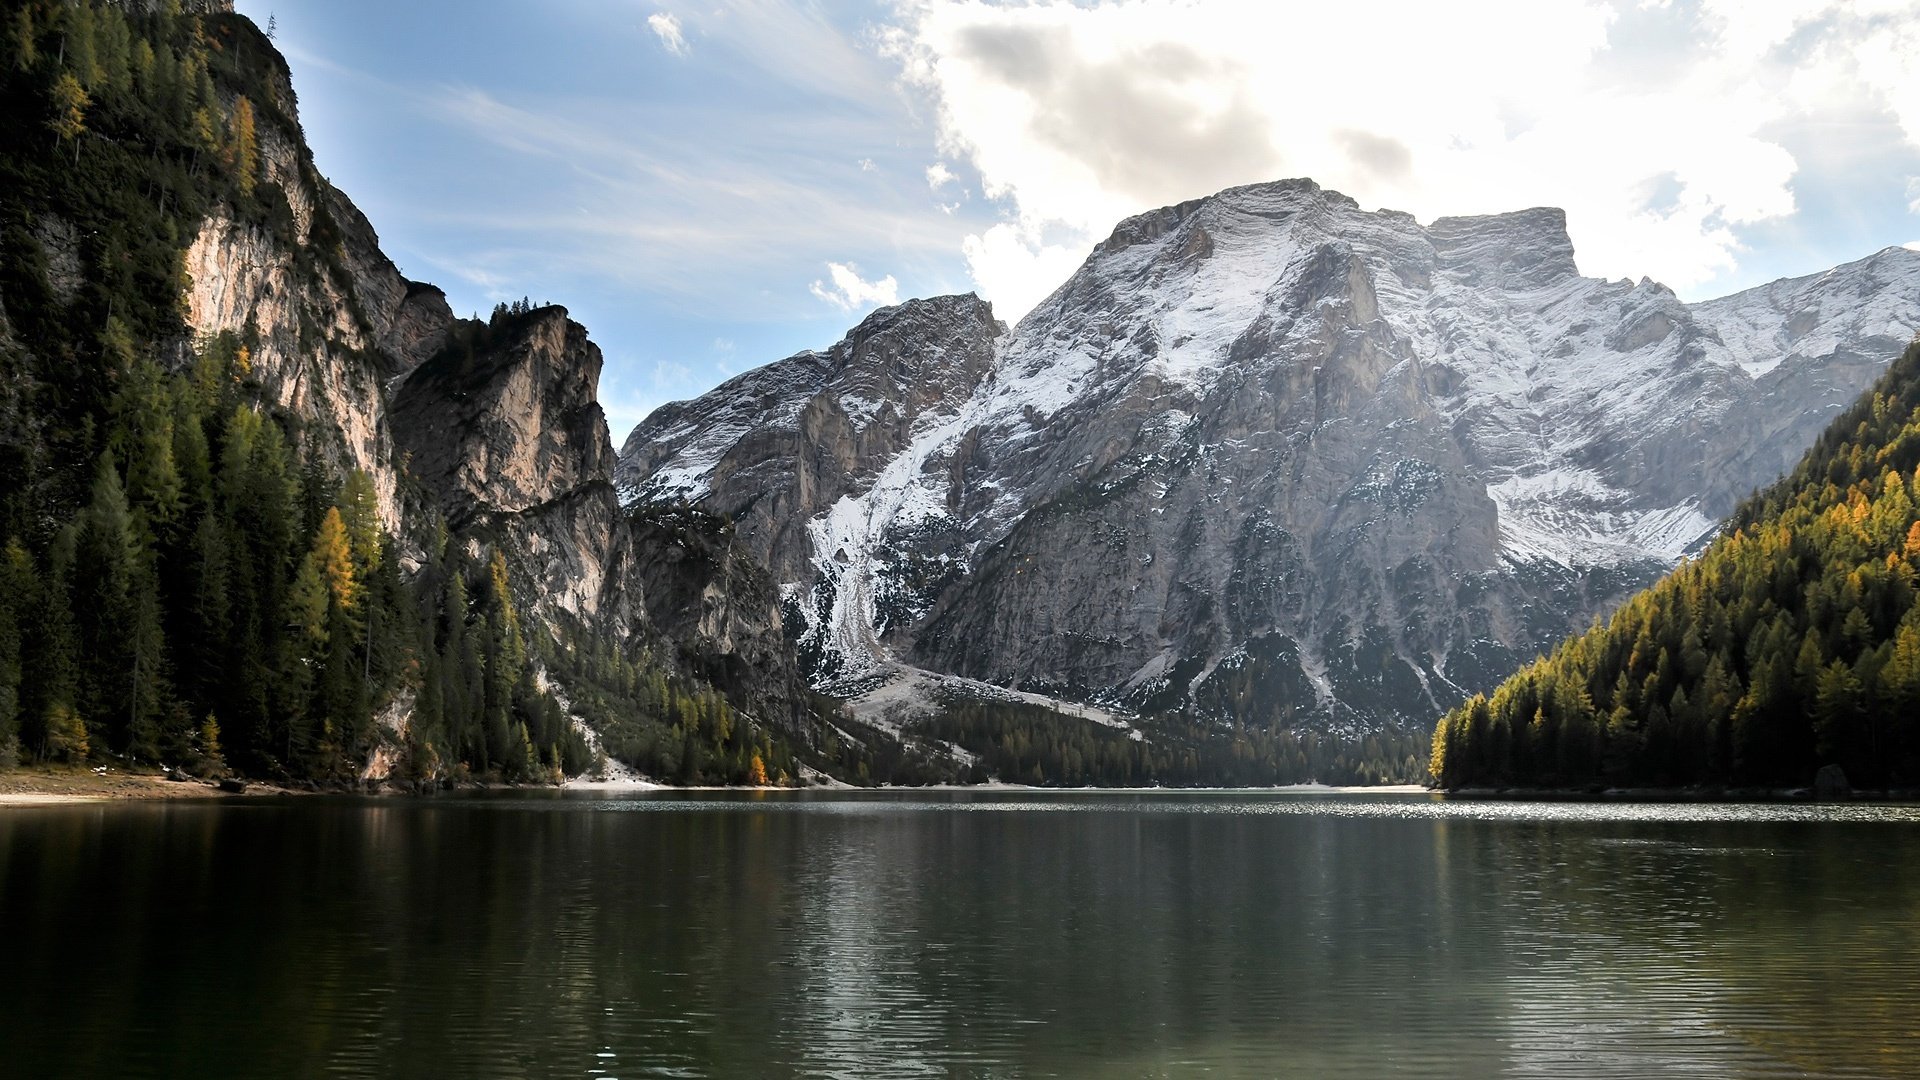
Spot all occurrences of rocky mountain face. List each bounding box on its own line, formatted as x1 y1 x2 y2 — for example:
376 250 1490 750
386 308 807 720
619 179 1920 733
98 19 805 732
392 309 632 630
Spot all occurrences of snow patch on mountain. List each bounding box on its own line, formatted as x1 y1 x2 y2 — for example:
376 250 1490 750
797 406 973 686
1694 247 1920 378
618 179 1920 730
1489 469 1714 568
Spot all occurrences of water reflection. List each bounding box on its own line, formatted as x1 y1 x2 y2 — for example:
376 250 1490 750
1 792 1916 1078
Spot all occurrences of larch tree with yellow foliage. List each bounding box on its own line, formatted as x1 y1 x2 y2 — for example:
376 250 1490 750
1431 338 1920 792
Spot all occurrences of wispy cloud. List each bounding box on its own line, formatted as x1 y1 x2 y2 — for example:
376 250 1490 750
647 12 689 56
416 86 962 318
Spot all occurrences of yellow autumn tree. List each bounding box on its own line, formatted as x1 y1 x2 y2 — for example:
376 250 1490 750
748 752 769 787
45 703 88 763
487 549 521 650
285 507 356 650
312 507 357 610
49 72 89 146
229 95 258 196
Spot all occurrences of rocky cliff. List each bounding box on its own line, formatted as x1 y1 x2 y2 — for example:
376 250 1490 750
390 306 808 722
1 6 806 753
620 179 1920 733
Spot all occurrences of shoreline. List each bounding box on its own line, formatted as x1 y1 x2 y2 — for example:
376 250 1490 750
9 771 1918 806
0 766 307 807
1443 785 1920 803
0 772 1442 807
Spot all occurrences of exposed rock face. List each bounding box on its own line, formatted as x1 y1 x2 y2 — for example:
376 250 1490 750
619 178 1920 732
161 40 804 731
395 311 612 522
178 109 453 538
384 306 806 721
617 295 1006 686
625 505 810 722
392 308 631 630
617 295 1004 582
1814 764 1852 800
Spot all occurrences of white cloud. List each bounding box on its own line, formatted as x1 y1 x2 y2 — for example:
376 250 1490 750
885 0 1920 314
960 223 1083 319
648 11 689 56
858 157 877 171
809 261 900 311
1909 177 1920 215
926 161 957 189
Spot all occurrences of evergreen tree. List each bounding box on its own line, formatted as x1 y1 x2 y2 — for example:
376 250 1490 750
1431 339 1920 790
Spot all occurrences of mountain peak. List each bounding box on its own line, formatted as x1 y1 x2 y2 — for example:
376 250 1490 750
845 292 999 343
1427 206 1578 288
618 176 1920 735
1094 178 1361 255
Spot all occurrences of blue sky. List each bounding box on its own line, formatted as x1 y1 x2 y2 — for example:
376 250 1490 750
237 0 1920 441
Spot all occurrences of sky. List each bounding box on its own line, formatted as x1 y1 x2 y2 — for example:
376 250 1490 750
234 0 1920 441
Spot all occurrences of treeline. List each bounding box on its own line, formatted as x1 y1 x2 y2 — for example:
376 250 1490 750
1430 338 1920 790
0 2 802 787
536 631 792 786
3 0 292 511
902 699 1426 787
402 532 592 785
0 331 587 783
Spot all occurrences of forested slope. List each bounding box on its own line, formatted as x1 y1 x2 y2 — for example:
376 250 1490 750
0 2 809 787
1430 338 1920 790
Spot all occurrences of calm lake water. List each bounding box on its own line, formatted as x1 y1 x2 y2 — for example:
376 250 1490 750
3 790 1918 1079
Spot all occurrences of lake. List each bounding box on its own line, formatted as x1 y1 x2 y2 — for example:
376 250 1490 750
2 789 1918 1078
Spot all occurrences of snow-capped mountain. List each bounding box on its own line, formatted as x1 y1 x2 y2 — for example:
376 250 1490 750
618 179 1920 731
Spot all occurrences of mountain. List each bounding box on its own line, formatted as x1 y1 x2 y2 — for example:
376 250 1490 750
619 179 1920 735
0 1 822 786
1429 338 1920 791
7 1 1918 789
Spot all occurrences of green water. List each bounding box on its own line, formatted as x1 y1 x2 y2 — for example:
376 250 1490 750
2 790 1918 1078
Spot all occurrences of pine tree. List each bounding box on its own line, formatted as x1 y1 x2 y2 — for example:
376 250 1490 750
336 471 381 577
25 541 83 761
112 357 185 542
72 455 138 753
11 8 38 74
288 549 329 647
